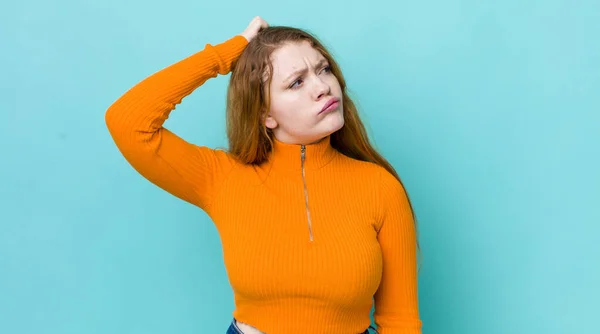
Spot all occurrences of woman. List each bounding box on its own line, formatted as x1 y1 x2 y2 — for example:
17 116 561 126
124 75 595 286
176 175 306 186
105 16 422 334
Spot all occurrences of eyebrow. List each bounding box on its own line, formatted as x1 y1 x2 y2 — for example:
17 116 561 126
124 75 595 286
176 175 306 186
283 59 329 84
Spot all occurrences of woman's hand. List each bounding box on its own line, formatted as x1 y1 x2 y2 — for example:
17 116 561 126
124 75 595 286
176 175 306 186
240 16 269 43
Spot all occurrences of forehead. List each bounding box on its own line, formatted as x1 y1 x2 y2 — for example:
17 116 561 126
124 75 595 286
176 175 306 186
269 41 326 77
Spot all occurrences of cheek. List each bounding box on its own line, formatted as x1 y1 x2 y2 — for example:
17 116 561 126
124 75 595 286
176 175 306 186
271 105 302 124
270 92 306 119
330 77 342 93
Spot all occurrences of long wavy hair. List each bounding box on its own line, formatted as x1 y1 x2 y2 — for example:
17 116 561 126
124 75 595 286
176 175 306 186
226 26 421 266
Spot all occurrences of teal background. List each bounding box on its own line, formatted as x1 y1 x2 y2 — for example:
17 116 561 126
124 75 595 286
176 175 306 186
1 0 599 333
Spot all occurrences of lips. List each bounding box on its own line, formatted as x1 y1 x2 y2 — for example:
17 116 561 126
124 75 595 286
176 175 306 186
320 97 340 114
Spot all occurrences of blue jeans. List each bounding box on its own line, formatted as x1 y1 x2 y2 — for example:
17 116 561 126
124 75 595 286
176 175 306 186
226 318 377 333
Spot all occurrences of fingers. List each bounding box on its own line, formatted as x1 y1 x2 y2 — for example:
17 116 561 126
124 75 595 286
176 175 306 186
241 16 268 42
250 16 268 32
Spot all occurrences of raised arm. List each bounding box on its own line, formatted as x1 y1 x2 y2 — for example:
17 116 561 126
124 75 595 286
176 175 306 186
105 35 248 213
373 169 423 334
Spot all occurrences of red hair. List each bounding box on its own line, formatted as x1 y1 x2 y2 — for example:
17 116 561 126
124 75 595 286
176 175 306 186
226 26 421 262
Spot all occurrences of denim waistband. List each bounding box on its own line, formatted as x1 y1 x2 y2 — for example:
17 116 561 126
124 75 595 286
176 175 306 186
225 318 376 334
226 318 245 334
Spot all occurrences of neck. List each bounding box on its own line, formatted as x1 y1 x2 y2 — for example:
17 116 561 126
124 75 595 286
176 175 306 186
269 135 337 171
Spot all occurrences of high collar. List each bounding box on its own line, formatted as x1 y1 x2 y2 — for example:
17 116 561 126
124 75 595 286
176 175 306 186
268 135 338 171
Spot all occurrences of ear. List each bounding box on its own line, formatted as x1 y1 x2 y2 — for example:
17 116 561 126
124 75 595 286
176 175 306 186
264 113 278 129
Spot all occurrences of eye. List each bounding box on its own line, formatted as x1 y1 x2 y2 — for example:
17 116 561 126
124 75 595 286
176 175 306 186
288 65 331 89
290 78 303 89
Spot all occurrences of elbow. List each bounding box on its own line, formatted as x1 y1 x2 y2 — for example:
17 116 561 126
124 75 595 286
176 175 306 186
104 104 131 149
104 99 133 140
104 104 120 134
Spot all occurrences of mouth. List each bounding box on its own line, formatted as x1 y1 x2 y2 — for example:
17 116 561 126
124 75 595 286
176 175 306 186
319 97 340 114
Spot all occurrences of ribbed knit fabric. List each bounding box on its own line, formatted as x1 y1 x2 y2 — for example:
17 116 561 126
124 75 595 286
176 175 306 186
105 35 422 334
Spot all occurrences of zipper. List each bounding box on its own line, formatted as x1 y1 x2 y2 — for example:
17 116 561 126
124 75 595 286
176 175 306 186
300 145 314 242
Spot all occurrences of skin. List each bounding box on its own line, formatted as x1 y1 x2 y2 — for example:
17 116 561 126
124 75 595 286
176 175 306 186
263 40 345 145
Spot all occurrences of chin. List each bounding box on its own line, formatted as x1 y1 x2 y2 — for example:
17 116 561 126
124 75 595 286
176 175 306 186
323 114 345 134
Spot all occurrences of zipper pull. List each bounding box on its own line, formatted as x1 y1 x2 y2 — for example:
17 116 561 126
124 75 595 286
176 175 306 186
301 145 306 163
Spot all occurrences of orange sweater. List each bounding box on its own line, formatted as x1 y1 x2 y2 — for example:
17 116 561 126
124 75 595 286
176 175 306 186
105 35 421 334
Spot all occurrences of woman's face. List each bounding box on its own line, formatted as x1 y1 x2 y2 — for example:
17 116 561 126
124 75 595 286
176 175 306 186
264 40 344 145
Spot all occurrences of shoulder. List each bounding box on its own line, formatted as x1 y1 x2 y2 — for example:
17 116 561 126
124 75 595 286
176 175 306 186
335 154 398 185
335 153 386 174
336 154 409 204
333 154 407 203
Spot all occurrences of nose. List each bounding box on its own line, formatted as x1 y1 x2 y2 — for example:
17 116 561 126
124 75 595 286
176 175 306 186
312 76 331 100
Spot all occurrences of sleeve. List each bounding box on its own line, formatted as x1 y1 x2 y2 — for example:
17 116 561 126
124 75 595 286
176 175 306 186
373 168 423 334
104 35 249 214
